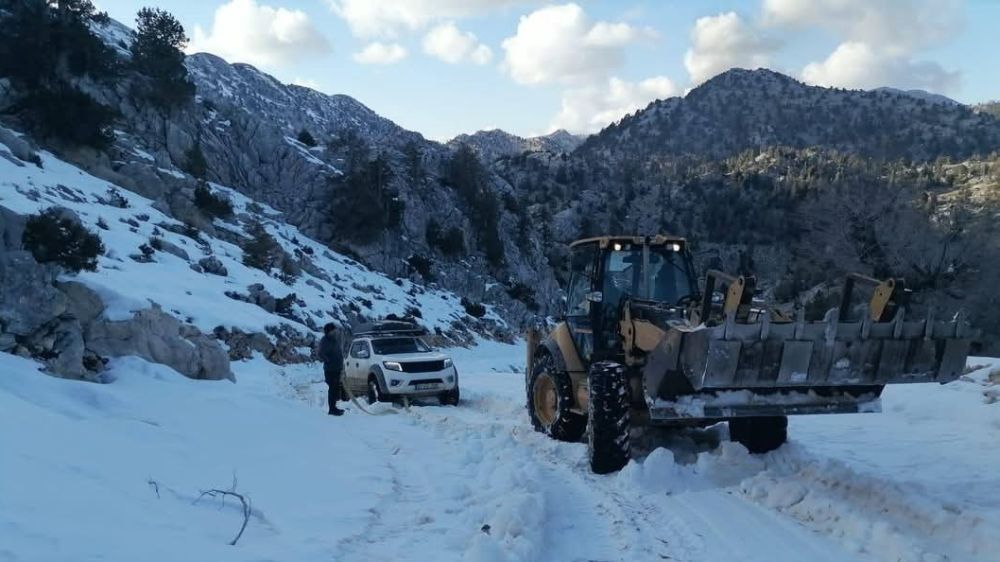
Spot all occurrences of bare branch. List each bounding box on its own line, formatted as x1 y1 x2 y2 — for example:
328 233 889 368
195 486 252 546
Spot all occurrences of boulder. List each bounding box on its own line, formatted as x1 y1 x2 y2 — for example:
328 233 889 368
85 306 233 381
0 206 26 250
198 256 228 277
56 281 106 324
0 126 39 165
153 238 190 261
0 251 67 336
42 319 90 381
248 283 276 313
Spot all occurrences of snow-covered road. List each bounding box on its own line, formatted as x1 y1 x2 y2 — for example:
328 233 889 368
3 344 999 562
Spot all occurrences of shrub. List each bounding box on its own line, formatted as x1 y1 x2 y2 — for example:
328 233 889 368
194 184 233 219
461 298 486 318
23 209 105 272
426 219 466 256
407 254 433 279
507 282 539 312
242 221 281 272
297 129 317 147
23 85 116 149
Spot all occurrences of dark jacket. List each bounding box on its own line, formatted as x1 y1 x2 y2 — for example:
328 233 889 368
318 332 343 374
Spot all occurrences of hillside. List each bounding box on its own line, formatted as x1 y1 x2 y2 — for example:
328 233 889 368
0 126 507 381
581 68 1000 161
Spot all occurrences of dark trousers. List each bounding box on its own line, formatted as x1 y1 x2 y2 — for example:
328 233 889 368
325 368 342 413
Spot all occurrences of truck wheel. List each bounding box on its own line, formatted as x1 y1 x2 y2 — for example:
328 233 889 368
367 375 386 404
527 353 586 442
729 416 787 454
587 361 631 474
439 386 460 406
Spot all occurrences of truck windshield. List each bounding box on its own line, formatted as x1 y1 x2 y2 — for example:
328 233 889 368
603 246 693 306
371 337 430 355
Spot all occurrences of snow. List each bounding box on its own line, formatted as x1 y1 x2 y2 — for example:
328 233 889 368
0 136 503 338
4 344 999 562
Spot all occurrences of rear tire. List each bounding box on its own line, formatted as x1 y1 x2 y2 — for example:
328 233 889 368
439 386 460 406
587 361 630 474
729 416 787 454
527 352 586 442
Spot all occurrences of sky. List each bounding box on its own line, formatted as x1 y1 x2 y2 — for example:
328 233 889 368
94 0 1000 141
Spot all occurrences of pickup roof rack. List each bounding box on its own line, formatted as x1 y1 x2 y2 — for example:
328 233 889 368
353 320 427 337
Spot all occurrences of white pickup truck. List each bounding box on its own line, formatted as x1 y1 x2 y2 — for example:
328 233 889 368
343 325 459 406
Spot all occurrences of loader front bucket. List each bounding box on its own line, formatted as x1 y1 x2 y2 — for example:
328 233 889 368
674 308 974 391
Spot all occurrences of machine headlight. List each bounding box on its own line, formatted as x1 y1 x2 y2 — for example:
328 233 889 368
443 358 453 368
390 379 402 387
383 361 404 372
446 375 455 383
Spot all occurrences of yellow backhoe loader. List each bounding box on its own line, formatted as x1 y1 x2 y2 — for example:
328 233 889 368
526 236 977 473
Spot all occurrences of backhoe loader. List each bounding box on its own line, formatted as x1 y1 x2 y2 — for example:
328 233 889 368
526 236 977 473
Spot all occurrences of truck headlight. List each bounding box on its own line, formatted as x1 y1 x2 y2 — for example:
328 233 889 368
383 361 403 372
390 379 401 387
443 358 453 368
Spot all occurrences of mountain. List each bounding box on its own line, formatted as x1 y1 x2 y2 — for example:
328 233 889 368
874 87 961 106
448 128 585 162
974 101 1000 119
581 68 1000 161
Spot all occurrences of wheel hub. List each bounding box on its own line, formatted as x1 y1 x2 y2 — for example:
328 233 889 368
533 373 558 427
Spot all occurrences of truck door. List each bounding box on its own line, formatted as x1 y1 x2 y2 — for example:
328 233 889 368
348 340 371 389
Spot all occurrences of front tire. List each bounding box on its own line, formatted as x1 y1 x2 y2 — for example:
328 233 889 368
527 352 586 442
587 361 631 474
729 416 787 454
367 375 387 405
439 386 460 406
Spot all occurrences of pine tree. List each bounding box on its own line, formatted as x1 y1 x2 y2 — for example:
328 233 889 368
131 7 195 107
0 0 117 147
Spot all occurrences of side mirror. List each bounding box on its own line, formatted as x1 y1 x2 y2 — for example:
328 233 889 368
358 350 370 359
585 291 604 303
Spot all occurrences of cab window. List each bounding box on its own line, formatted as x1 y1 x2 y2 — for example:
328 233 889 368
566 244 598 316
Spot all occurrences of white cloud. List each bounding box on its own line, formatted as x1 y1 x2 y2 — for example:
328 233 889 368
551 76 677 134
422 22 493 65
352 42 408 65
802 41 960 93
683 12 779 85
763 0 961 54
763 0 962 94
189 0 330 70
501 3 651 86
329 0 533 38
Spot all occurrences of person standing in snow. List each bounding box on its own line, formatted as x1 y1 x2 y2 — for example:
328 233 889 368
319 323 345 416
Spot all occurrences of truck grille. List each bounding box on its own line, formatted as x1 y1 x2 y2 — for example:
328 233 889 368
401 360 445 373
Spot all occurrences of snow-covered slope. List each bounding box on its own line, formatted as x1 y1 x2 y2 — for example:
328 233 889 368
0 131 506 351
3 342 998 562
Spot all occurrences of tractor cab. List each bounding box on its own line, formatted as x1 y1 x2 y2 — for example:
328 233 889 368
564 235 698 363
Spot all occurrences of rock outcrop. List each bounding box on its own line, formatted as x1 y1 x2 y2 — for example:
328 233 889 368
0 205 233 382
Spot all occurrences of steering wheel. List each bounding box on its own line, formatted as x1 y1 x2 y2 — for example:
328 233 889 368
676 294 698 308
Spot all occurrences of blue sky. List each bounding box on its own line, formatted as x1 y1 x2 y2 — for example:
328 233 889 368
95 0 1000 141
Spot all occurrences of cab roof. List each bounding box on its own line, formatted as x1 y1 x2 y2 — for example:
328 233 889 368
569 235 687 249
